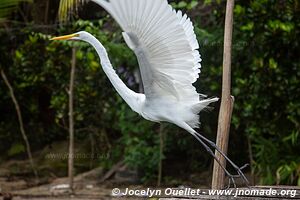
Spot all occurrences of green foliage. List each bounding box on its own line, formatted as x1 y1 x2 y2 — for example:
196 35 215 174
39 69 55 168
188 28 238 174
231 0 300 185
276 161 299 186
8 143 25 156
0 0 32 20
171 0 198 10
112 97 161 181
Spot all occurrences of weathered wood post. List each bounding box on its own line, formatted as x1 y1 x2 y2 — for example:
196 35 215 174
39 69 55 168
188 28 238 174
211 0 235 189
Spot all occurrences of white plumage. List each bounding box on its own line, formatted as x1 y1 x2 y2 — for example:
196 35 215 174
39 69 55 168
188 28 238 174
92 0 218 129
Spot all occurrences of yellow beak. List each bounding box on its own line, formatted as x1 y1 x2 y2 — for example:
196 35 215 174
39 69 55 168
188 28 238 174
50 33 79 41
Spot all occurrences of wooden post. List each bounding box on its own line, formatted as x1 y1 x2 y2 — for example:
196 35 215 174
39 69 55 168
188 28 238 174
68 48 76 193
211 0 235 189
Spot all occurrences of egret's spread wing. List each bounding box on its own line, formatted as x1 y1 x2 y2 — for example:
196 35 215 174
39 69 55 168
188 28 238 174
92 0 201 103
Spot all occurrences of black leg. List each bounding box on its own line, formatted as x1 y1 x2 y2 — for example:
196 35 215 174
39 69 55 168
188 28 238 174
192 132 249 187
189 132 239 188
193 131 249 186
190 132 232 176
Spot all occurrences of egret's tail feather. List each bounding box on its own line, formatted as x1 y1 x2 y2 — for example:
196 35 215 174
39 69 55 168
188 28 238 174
192 97 219 113
188 97 219 128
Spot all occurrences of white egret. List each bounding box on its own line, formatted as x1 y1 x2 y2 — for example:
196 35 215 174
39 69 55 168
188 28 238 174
51 0 249 186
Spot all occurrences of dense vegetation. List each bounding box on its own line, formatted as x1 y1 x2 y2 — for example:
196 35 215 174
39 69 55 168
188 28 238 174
0 0 299 186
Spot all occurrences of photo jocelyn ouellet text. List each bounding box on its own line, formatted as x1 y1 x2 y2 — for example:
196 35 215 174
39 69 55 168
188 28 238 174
111 187 298 198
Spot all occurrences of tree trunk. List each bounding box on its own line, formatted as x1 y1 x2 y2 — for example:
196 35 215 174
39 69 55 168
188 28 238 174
211 0 235 189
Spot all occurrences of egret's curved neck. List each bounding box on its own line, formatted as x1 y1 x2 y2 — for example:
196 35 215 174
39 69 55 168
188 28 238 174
82 33 143 113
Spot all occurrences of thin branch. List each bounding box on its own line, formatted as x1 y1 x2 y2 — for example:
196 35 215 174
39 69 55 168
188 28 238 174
44 0 49 24
0 69 38 181
212 0 235 189
68 48 76 193
247 135 255 185
89 132 95 169
157 123 165 187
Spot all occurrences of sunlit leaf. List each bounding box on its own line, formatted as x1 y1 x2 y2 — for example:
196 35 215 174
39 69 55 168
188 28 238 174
58 0 88 22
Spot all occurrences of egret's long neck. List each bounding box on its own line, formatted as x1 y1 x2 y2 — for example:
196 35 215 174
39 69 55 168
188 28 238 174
83 34 143 113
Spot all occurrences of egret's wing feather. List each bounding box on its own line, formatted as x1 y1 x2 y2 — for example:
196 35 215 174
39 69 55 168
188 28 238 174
92 0 202 104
